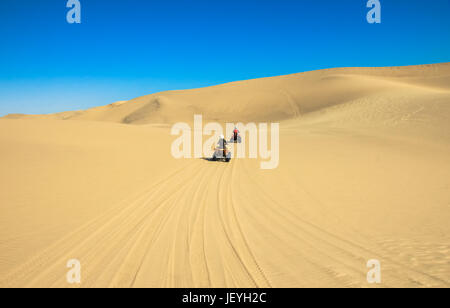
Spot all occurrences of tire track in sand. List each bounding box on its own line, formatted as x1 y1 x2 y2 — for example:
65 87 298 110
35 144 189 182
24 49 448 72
238 159 448 287
226 158 272 287
0 162 198 287
124 160 218 287
215 160 259 287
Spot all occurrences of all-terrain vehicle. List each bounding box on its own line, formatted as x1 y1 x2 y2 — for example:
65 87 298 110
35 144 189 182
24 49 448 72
229 129 242 143
212 137 232 163
212 146 231 162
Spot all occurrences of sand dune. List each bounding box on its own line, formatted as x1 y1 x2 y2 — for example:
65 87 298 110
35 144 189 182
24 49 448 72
0 63 449 287
5 63 450 124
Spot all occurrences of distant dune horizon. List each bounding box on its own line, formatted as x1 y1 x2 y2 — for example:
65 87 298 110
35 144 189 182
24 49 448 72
3 62 449 124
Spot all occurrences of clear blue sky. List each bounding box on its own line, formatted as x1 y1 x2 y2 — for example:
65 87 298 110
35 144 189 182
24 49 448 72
0 0 449 116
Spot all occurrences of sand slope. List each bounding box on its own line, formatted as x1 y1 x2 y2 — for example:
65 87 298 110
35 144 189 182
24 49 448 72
0 64 449 287
4 63 450 124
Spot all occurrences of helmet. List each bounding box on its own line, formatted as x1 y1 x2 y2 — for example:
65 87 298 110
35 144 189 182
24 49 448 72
219 134 225 139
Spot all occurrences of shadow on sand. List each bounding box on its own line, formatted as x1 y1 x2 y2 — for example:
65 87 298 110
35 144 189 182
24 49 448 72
199 157 230 163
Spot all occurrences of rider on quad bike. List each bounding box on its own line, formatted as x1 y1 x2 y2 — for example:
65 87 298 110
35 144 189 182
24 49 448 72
212 135 231 162
230 127 242 143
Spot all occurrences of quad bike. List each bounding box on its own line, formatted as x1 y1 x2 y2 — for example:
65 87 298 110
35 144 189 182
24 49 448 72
212 146 232 162
229 131 242 143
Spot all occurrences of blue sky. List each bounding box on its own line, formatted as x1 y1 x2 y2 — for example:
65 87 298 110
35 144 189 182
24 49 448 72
0 0 449 116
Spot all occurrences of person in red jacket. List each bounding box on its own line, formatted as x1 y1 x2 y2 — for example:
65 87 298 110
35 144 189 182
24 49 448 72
231 127 241 143
233 127 239 140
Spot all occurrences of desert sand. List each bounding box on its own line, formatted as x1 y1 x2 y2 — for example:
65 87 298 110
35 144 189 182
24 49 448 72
0 63 449 287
